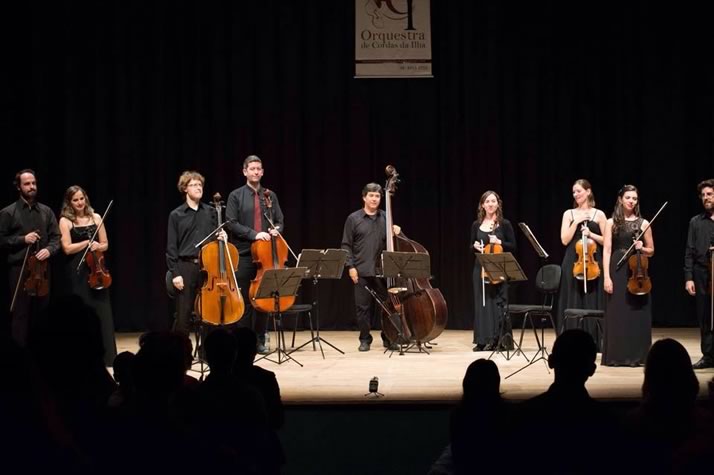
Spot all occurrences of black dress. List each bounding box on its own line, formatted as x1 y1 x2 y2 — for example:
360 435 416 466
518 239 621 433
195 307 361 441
66 224 117 366
557 210 605 349
601 218 652 366
471 219 516 347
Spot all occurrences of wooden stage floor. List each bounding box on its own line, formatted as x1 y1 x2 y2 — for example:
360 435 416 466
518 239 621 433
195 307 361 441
116 328 714 405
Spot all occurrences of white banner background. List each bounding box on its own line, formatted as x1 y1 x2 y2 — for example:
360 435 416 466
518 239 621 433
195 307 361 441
355 0 433 78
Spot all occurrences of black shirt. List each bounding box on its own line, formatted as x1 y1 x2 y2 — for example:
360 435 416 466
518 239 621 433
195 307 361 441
0 199 61 265
166 201 217 275
341 208 386 277
225 184 284 255
684 212 714 281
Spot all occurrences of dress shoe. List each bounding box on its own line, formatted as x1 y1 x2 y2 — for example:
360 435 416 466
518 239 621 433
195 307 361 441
358 341 371 352
473 344 486 352
484 343 496 351
692 357 714 369
256 343 269 354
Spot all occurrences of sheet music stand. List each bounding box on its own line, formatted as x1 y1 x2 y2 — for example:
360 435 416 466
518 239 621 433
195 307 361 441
380 251 432 354
476 252 528 361
253 267 307 366
506 223 555 378
292 249 347 358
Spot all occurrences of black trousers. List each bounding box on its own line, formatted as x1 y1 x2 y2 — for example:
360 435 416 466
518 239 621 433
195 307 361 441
234 255 267 339
174 260 200 336
353 276 387 343
8 265 49 347
693 269 713 359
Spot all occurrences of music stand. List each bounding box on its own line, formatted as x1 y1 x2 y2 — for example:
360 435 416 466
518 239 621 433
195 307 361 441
292 249 347 358
380 251 432 354
253 267 307 366
506 223 554 378
476 252 528 361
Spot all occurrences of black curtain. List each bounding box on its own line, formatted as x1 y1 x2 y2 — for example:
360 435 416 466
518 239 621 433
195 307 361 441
2 1 712 332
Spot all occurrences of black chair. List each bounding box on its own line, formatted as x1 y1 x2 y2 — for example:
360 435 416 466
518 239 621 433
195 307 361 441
507 264 562 361
560 308 604 350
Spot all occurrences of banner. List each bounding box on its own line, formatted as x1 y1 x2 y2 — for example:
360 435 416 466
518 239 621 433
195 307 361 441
355 0 433 78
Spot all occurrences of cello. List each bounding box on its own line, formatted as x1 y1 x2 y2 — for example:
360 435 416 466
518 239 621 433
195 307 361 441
249 188 296 313
195 193 245 325
381 165 448 347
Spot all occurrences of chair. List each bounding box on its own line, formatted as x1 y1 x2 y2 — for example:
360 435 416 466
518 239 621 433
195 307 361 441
560 308 604 350
507 264 562 364
284 303 315 349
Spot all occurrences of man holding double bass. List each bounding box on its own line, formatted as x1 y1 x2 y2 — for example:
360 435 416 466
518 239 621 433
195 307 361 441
226 155 284 354
0 169 60 347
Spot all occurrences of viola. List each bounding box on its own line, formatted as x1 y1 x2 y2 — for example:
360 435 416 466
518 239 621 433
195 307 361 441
24 252 49 297
86 248 112 290
249 188 295 313
573 232 600 282
627 247 652 295
195 193 245 325
381 165 448 347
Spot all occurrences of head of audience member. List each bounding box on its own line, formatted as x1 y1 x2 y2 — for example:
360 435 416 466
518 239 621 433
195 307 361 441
113 351 136 387
134 331 187 396
462 358 501 405
642 338 699 410
204 328 238 375
232 327 258 368
548 329 597 387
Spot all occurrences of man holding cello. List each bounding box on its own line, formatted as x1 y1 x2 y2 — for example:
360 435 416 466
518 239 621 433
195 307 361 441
0 169 60 347
226 155 284 354
166 170 222 336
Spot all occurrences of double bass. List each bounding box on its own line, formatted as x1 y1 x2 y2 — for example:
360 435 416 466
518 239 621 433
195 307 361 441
195 193 245 325
249 188 295 313
381 165 448 347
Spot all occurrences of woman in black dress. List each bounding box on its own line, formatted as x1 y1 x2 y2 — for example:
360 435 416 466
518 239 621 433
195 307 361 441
557 179 607 347
471 191 516 351
602 185 654 366
58 186 117 366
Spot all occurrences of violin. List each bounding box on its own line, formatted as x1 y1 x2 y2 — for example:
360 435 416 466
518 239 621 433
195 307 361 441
24 246 49 297
76 200 114 290
195 193 245 325
86 248 112 290
381 165 448 347
627 247 652 295
249 189 295 313
480 223 503 285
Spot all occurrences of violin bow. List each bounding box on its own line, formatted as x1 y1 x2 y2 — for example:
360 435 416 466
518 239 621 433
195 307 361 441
10 244 34 312
263 211 299 262
76 200 114 272
615 201 668 270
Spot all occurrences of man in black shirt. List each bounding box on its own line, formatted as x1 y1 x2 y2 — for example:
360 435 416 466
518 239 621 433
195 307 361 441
166 171 223 335
685 178 714 369
0 169 60 346
225 155 284 353
341 183 400 352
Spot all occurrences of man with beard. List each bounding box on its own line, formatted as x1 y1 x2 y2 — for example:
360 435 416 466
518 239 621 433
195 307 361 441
225 155 284 353
685 178 714 369
0 169 60 346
